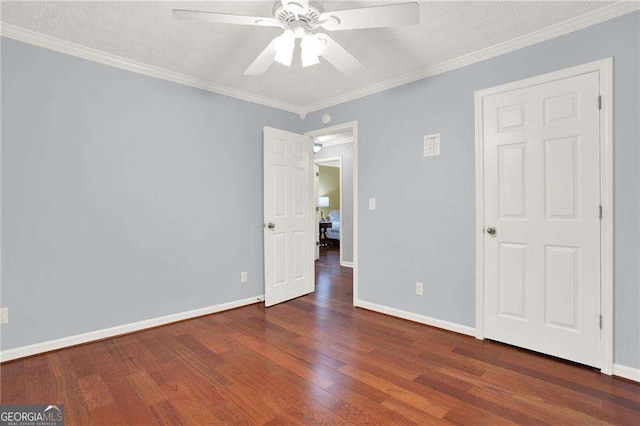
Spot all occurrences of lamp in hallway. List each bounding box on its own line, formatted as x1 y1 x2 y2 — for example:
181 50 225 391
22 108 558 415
318 196 329 219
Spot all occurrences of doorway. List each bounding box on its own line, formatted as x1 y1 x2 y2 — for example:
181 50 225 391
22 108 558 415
315 157 342 259
474 59 613 373
307 122 358 305
262 122 358 308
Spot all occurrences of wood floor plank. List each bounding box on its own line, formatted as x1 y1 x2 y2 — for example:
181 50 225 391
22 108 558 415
147 400 184 426
413 373 548 425
455 346 640 413
229 332 335 389
99 375 159 425
127 371 167 406
87 401 129 425
328 382 417 425
77 373 114 410
337 365 451 419
1 247 638 425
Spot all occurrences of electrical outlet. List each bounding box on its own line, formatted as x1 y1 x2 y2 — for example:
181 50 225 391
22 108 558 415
415 283 424 296
369 198 376 210
241 272 248 283
0 307 8 324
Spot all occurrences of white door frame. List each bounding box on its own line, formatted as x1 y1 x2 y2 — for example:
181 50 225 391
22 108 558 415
315 156 344 264
474 58 613 375
306 121 359 306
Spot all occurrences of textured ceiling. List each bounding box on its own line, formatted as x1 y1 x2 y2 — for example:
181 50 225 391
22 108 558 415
1 1 613 107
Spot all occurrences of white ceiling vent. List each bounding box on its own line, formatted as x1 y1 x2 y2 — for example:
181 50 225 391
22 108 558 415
424 133 441 157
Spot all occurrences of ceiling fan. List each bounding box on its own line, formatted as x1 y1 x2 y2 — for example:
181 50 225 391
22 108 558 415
173 1 419 75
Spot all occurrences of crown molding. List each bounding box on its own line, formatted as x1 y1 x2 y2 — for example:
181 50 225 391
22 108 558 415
1 2 637 119
0 23 304 115
300 1 640 115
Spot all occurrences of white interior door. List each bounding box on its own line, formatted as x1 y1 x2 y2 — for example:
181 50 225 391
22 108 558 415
264 127 314 307
482 71 601 367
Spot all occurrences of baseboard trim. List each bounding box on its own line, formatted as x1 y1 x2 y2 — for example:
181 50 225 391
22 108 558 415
2 294 637 382
355 299 475 337
340 261 354 268
613 364 640 383
0 295 264 363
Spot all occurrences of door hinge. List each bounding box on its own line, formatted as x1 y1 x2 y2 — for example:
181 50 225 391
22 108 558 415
316 241 320 246
315 172 320 177
316 206 319 212
599 315 603 329
598 95 602 110
599 205 603 220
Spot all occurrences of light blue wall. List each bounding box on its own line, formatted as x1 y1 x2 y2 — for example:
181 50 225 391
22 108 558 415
315 143 354 263
2 12 639 369
0 37 303 351
303 12 640 368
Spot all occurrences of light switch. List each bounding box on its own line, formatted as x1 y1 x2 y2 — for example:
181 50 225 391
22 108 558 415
369 198 376 210
424 133 441 157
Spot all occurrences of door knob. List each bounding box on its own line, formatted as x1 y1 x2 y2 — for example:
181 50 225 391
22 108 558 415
486 226 497 236
267 222 276 230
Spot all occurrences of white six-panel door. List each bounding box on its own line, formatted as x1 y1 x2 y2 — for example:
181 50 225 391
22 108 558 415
263 127 314 307
482 71 602 367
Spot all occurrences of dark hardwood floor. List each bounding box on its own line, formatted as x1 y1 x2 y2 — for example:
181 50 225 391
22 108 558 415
2 247 639 425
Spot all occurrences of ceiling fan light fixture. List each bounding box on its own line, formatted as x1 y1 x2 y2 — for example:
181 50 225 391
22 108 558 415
301 32 326 68
273 29 296 67
293 26 306 39
175 1 421 76
301 53 320 68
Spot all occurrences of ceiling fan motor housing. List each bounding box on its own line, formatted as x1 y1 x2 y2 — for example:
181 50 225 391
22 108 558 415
273 1 324 30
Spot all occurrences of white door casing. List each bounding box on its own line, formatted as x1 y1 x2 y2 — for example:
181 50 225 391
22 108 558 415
263 127 315 307
476 62 612 369
314 163 320 260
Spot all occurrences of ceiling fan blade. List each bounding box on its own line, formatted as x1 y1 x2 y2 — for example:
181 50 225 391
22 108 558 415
173 9 280 27
316 34 363 75
244 37 279 75
319 2 419 31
